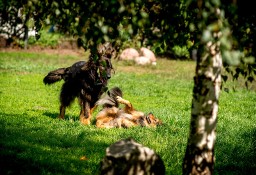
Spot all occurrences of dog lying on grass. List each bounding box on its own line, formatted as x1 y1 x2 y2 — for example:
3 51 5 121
95 87 162 128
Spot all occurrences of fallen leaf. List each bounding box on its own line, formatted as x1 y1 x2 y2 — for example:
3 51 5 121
80 156 88 161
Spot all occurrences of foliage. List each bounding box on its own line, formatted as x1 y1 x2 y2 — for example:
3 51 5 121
27 0 145 51
15 27 63 48
33 28 63 48
0 52 255 174
186 0 256 87
221 0 256 88
25 0 190 53
1 0 189 57
0 0 36 40
172 45 190 59
2 1 255 66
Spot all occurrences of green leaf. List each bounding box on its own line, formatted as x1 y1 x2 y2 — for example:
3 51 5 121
202 29 212 43
101 26 108 34
55 9 60 16
222 50 242 66
140 11 148 18
243 56 255 64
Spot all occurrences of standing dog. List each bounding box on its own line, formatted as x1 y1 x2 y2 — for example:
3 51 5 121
96 87 162 128
43 42 115 125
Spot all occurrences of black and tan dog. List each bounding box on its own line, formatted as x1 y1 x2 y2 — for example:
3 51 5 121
95 87 162 128
43 42 115 125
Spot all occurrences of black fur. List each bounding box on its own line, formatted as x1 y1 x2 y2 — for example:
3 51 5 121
96 87 123 108
43 42 115 124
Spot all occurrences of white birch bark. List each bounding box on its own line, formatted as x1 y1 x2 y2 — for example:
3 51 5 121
183 38 222 175
183 4 223 173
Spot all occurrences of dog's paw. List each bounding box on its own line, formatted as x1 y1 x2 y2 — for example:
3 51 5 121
80 116 91 125
116 96 126 104
116 96 130 105
116 96 123 102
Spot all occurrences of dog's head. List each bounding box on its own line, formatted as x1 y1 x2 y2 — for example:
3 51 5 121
139 112 162 127
96 87 123 108
97 42 115 83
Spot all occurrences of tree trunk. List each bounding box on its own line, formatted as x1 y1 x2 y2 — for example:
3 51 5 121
182 3 223 173
23 14 29 50
182 41 222 174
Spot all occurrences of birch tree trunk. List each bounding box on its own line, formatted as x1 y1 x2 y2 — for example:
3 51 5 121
182 2 223 174
183 42 222 175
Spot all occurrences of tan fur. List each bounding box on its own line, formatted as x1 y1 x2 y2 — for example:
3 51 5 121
96 96 162 128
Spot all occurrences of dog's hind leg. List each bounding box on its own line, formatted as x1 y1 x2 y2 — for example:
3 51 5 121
59 83 75 119
116 96 134 113
58 105 66 119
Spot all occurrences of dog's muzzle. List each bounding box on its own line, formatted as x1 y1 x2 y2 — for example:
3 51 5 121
107 74 111 79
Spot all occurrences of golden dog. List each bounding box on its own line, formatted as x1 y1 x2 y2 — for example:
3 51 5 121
95 87 162 128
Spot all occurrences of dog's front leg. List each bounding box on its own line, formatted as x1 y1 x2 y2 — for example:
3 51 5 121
79 101 91 125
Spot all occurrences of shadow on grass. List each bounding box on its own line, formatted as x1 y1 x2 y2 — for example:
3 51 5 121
43 111 81 122
0 112 109 175
43 112 99 125
215 128 256 175
43 111 59 119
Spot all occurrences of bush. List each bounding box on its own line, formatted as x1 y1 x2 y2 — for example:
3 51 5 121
172 45 190 59
16 27 64 49
149 41 192 60
35 28 63 48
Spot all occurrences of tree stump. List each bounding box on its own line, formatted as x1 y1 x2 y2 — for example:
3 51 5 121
100 138 165 175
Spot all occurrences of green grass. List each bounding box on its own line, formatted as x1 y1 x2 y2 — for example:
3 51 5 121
0 51 255 175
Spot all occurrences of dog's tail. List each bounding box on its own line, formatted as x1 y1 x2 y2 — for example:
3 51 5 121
43 68 66 85
96 87 123 108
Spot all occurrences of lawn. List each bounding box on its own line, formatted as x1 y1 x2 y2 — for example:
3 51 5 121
0 50 255 175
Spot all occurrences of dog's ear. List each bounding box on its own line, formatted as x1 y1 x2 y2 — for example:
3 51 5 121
97 42 114 57
148 112 163 126
145 114 151 124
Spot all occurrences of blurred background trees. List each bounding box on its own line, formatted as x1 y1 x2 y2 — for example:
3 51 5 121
1 0 255 62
